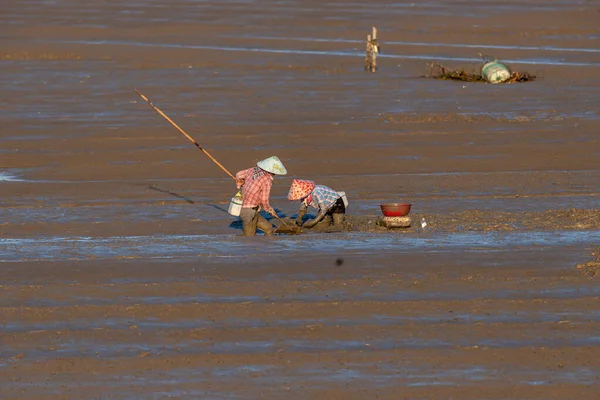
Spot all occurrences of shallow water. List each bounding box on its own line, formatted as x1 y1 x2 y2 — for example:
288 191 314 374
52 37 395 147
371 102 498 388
0 229 598 262
6 305 600 333
43 39 600 67
5 283 600 309
0 172 24 182
4 363 597 398
232 35 600 54
3 333 600 361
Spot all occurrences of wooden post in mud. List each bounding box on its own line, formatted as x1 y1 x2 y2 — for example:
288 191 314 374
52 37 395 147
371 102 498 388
371 26 377 72
365 34 372 71
365 26 378 72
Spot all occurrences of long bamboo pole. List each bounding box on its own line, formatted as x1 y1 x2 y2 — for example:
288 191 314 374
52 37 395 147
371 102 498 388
134 89 236 180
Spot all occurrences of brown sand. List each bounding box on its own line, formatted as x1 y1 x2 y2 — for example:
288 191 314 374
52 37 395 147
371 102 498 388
1 0 600 399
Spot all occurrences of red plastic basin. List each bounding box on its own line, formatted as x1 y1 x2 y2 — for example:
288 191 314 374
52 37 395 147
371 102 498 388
380 203 412 217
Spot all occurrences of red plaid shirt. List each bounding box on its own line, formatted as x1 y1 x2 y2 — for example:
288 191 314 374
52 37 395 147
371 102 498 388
236 167 274 212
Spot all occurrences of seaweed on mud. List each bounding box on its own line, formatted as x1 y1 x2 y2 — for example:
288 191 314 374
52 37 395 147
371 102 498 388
426 63 485 82
425 62 536 83
576 247 600 278
1 52 83 61
505 70 536 83
0 52 112 61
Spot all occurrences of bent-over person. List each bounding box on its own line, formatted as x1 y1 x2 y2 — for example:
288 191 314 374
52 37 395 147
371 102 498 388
287 179 346 229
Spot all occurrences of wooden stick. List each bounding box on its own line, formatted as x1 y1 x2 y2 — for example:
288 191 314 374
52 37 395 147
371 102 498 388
371 27 377 72
270 211 301 232
134 89 236 180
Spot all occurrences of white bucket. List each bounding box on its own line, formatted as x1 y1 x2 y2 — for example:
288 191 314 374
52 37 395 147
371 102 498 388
228 192 243 216
338 191 349 208
481 61 510 84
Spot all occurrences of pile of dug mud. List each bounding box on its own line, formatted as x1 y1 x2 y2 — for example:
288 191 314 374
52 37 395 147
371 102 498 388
284 208 599 234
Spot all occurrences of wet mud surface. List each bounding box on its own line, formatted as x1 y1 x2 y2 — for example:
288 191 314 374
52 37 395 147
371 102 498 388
1 0 600 399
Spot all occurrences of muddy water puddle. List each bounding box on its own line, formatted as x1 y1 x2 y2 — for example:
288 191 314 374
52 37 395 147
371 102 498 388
202 364 599 388
6 308 600 334
1 203 200 224
235 35 600 54
5 284 600 309
42 39 600 67
4 364 597 398
1 230 599 262
0 172 24 182
4 334 600 361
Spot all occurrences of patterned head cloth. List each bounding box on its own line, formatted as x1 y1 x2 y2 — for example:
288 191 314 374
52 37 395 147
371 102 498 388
287 179 315 201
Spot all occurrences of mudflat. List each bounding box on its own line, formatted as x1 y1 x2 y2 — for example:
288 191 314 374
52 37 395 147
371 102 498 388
1 1 599 399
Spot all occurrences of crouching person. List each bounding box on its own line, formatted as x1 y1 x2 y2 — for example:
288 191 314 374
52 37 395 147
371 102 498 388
235 156 287 236
287 179 346 229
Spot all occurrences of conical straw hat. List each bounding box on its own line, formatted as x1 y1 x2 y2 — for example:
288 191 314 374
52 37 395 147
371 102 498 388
288 179 315 201
257 156 287 175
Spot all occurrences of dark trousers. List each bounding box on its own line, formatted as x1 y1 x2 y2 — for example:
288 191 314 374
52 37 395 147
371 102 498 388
328 197 346 225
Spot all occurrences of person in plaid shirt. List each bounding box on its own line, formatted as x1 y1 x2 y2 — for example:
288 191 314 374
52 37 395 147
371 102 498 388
235 156 287 236
287 179 346 228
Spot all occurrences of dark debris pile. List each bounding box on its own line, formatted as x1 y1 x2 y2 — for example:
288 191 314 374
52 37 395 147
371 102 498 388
425 62 536 83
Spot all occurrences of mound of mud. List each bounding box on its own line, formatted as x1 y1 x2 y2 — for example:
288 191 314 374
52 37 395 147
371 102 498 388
419 208 600 233
285 208 600 235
